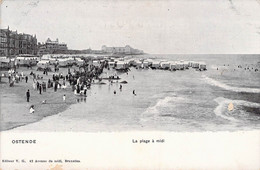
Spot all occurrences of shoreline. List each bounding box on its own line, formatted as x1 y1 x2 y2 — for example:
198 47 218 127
0 66 77 131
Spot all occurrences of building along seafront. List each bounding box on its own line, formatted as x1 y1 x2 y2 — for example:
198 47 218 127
0 27 37 57
101 45 144 55
37 38 68 56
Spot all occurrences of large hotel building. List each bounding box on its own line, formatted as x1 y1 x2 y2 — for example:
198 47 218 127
37 38 68 56
0 27 37 57
101 45 144 55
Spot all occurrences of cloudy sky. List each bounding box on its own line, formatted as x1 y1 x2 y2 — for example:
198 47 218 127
1 0 260 54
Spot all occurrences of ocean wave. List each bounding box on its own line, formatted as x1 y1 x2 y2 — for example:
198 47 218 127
202 75 260 93
214 97 260 122
140 95 186 121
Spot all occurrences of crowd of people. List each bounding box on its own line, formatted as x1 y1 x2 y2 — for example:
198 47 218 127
5 69 28 87
218 64 259 72
2 59 139 114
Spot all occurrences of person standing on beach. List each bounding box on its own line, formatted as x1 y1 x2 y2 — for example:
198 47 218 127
42 82 46 92
63 94 66 102
25 76 28 83
54 82 58 92
26 89 30 102
36 81 39 91
32 81 36 90
133 90 136 96
39 84 42 94
119 84 122 91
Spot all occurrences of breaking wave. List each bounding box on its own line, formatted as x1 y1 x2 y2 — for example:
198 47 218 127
202 75 260 93
140 95 186 121
214 97 260 122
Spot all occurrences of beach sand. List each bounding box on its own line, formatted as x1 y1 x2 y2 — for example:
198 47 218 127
0 66 77 131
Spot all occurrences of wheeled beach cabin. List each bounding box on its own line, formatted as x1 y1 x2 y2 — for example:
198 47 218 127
131 60 138 67
146 59 153 66
57 58 69 67
75 58 84 66
37 60 50 68
170 62 177 71
126 59 135 66
142 61 149 68
108 61 115 68
115 61 127 70
93 60 101 67
160 61 170 69
151 61 160 69
199 62 207 70
191 62 199 68
49 58 57 64
135 60 142 68
0 57 11 69
176 62 184 70
16 55 38 66
183 61 189 69
188 61 193 67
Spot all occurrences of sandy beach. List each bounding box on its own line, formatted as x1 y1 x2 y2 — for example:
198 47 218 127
0 66 77 131
2 54 259 132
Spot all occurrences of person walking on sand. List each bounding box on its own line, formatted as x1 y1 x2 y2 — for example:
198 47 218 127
26 89 30 102
119 84 122 91
63 94 66 102
25 76 28 83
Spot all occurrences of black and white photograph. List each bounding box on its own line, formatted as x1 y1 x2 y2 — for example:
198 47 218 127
0 0 260 169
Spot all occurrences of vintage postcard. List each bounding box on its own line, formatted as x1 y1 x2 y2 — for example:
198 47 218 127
1 0 260 169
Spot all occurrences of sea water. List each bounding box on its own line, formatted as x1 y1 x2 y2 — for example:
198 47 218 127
12 54 260 132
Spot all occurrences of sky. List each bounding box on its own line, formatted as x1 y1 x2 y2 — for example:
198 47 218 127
1 0 260 54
